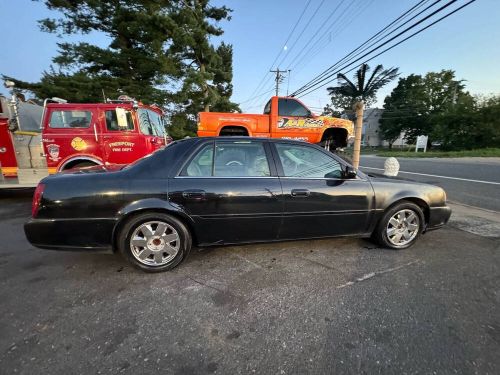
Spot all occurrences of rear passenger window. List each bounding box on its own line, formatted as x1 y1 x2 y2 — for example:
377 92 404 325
49 110 91 128
214 141 270 177
181 141 270 177
181 144 214 177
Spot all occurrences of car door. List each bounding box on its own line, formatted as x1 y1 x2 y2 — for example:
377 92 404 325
168 139 283 245
101 107 143 164
271 141 373 239
136 108 166 154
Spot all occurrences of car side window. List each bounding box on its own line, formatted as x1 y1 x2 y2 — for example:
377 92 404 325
214 141 270 177
105 110 134 131
181 141 271 177
278 99 310 117
138 108 155 136
49 110 92 128
276 143 343 178
181 143 214 177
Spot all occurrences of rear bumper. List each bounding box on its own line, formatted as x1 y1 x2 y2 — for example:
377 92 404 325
426 205 452 231
24 217 116 252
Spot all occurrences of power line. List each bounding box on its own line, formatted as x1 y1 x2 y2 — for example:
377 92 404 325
292 0 438 96
301 0 476 95
284 0 352 71
241 0 313 108
274 0 328 69
293 0 476 98
289 0 374 76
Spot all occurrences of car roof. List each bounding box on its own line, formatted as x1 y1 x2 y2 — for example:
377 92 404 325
193 136 310 145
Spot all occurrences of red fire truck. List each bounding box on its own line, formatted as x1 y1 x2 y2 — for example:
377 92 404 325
0 84 172 188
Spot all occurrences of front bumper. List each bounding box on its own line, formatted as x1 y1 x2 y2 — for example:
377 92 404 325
426 205 452 231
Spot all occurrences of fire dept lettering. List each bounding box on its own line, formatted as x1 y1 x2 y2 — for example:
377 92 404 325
109 141 134 152
71 137 87 151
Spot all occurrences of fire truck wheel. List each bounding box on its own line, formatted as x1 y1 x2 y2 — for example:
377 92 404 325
66 161 97 170
117 212 192 273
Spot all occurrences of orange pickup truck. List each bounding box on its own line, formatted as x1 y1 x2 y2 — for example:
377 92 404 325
197 96 353 150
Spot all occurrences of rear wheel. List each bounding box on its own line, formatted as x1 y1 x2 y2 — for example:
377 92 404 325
64 161 97 170
373 202 424 249
118 212 192 272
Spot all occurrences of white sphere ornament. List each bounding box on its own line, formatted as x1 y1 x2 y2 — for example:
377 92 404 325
384 157 400 177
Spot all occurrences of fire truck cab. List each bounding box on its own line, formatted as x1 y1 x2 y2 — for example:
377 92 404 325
0 91 172 188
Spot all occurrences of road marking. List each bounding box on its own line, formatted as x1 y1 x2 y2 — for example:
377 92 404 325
360 166 500 185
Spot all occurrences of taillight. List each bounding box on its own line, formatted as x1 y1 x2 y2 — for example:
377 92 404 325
32 183 45 218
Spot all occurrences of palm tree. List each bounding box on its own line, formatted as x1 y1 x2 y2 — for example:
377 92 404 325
327 63 399 169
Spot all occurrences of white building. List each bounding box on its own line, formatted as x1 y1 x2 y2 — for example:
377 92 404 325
361 108 407 148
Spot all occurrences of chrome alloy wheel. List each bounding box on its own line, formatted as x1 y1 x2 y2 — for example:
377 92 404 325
130 221 180 266
386 209 420 247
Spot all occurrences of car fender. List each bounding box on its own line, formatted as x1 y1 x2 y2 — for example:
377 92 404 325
112 198 196 249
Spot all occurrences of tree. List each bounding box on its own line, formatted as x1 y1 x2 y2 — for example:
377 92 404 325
6 0 184 104
327 63 399 168
170 1 239 113
379 70 471 147
432 94 500 150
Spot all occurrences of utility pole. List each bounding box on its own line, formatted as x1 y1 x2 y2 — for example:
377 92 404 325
270 68 289 96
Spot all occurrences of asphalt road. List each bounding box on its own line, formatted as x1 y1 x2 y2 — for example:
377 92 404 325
360 156 500 212
0 192 499 374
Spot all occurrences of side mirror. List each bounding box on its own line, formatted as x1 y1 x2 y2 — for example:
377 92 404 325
343 165 357 179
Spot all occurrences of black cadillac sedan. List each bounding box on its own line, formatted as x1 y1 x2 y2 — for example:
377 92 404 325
25 137 451 272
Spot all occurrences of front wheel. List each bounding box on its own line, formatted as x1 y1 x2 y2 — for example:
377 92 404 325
117 212 192 272
373 202 424 249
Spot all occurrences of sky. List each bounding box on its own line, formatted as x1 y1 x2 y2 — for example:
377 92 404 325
0 0 499 114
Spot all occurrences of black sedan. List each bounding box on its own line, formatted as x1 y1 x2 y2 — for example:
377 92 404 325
25 137 451 272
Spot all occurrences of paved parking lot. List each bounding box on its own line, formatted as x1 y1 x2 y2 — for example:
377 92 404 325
0 192 499 374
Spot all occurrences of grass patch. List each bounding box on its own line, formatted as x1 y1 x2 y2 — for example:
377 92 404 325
376 148 500 158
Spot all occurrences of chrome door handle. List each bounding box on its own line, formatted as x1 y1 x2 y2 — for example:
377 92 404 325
291 189 310 197
182 190 206 200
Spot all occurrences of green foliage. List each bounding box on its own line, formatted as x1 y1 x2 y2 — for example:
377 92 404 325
10 0 183 104
326 63 399 113
380 70 499 150
432 95 500 150
3 0 240 139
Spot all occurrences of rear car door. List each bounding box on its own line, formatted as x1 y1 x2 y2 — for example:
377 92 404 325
271 141 373 239
168 139 283 245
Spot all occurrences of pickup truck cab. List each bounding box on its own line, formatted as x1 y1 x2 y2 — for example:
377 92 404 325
197 96 353 149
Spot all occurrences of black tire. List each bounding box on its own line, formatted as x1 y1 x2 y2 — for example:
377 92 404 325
372 201 424 250
66 161 96 170
117 212 192 273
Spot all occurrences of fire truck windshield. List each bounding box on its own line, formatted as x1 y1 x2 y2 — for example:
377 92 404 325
138 108 166 137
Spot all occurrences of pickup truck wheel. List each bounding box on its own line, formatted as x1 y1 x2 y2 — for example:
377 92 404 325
373 202 424 250
118 212 192 272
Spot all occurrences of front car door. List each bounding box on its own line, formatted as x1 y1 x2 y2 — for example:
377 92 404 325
271 141 374 239
136 108 166 154
168 139 283 245
101 107 142 164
